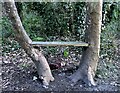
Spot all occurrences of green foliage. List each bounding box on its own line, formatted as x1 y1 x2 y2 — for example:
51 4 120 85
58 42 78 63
1 17 20 53
46 46 57 54
63 49 69 57
1 17 13 39
97 3 119 79
1 17 21 53
33 37 45 41
102 2 119 25
100 19 118 60
21 2 86 41
100 2 119 62
22 11 46 40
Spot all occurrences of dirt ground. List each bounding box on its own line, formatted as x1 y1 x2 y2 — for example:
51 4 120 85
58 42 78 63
1 41 120 92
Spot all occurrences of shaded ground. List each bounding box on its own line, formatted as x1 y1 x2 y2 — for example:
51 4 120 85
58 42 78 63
1 39 120 92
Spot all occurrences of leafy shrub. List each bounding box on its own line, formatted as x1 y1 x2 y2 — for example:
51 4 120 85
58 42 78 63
1 17 13 40
1 17 21 53
100 20 118 60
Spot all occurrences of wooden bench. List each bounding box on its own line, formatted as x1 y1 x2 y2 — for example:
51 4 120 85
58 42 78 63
31 41 88 47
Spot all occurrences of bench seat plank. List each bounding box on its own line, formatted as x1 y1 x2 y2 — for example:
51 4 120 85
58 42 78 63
31 41 88 46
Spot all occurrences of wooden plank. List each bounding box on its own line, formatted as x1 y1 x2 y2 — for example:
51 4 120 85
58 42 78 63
31 41 88 46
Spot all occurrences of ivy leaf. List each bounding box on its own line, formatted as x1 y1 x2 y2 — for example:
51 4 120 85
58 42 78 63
63 49 69 57
33 37 45 41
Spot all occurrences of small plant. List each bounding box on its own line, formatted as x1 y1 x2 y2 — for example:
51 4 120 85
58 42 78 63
33 37 45 41
63 49 69 58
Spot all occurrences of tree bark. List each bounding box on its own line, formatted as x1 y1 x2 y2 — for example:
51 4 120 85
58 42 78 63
4 0 54 85
69 1 103 86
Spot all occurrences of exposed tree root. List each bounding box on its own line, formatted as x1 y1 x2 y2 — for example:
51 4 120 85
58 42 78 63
68 66 96 87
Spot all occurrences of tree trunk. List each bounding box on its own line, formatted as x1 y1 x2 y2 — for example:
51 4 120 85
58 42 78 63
69 1 103 86
4 0 54 85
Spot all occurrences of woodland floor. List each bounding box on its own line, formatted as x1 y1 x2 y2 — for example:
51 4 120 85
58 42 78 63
1 39 120 92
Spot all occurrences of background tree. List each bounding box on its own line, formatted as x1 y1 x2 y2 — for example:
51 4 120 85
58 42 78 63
69 0 103 86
